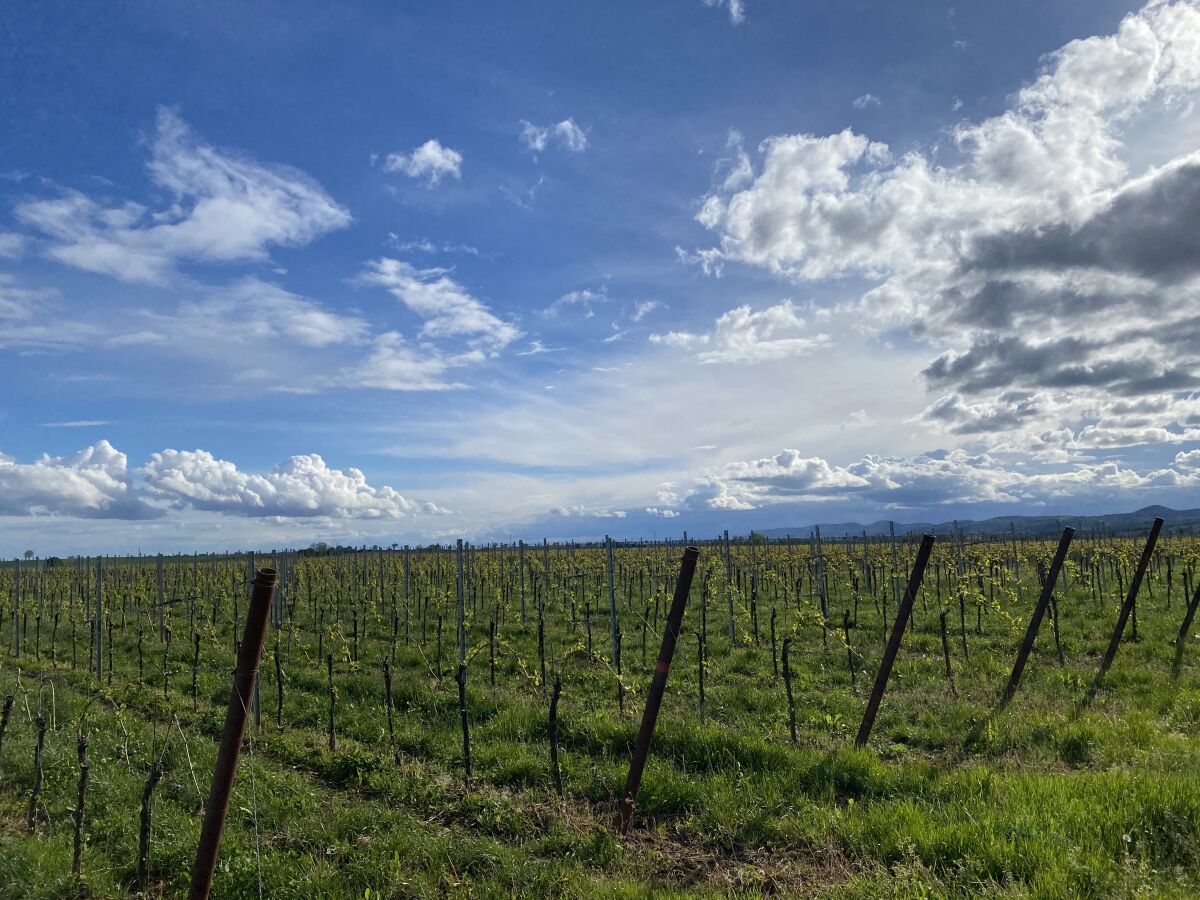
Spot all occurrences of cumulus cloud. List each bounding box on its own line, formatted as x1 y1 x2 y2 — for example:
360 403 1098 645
16 108 351 283
649 300 830 363
519 119 588 154
383 139 463 186
671 445 1200 512
852 93 881 109
141 449 446 518
0 441 446 522
688 0 1200 449
0 441 154 519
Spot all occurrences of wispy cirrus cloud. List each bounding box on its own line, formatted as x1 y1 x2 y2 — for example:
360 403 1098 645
16 107 351 284
702 0 745 25
359 258 519 349
649 300 830 364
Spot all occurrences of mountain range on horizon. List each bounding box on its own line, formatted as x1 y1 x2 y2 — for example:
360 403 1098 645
754 505 1200 541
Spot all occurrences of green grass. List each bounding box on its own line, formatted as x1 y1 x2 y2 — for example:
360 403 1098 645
1 538 1199 897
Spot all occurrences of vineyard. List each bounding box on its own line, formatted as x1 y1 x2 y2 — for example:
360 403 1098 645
2 523 1200 898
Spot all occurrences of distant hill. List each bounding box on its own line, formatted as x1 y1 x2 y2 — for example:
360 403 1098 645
756 505 1200 540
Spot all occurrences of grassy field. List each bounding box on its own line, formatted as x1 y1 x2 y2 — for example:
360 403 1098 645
1 531 1199 898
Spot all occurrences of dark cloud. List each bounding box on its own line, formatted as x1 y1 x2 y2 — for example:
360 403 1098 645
967 160 1200 283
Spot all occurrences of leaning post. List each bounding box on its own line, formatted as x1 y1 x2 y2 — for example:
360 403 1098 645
1089 517 1163 697
189 568 278 900
615 546 699 834
1001 527 1074 704
855 534 935 748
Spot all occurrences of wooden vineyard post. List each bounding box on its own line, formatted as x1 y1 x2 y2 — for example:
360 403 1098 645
27 713 46 831
724 530 735 644
94 556 103 680
855 534 935 749
137 762 164 892
1173 577 1200 676
456 540 466 667
1088 517 1163 700
518 540 527 625
607 536 619 668
0 694 12 776
189 568 278 900
939 611 956 697
327 653 337 752
615 546 699 834
383 660 397 759
72 735 89 879
1001 527 1074 705
549 674 563 797
782 636 797 744
455 664 471 788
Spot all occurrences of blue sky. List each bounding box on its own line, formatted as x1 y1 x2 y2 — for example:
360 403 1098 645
3 0 1200 553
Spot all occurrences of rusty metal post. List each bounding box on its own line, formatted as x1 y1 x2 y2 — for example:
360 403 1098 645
1001 527 1074 704
189 568 277 900
855 534 935 748
615 546 699 834
1090 517 1163 695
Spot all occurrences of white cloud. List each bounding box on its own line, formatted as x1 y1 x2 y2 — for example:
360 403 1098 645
387 235 485 257
142 278 370 350
852 93 881 109
0 441 446 522
516 340 561 356
0 275 49 323
519 119 588 154
702 0 745 25
42 421 111 428
649 299 830 363
383 139 463 186
548 504 627 518
17 108 351 283
339 331 483 392
675 445 1200 512
0 233 26 259
631 300 662 322
543 287 608 318
141 449 446 519
0 264 505 394
0 441 151 519
0 275 101 350
688 0 1200 449
360 258 520 349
